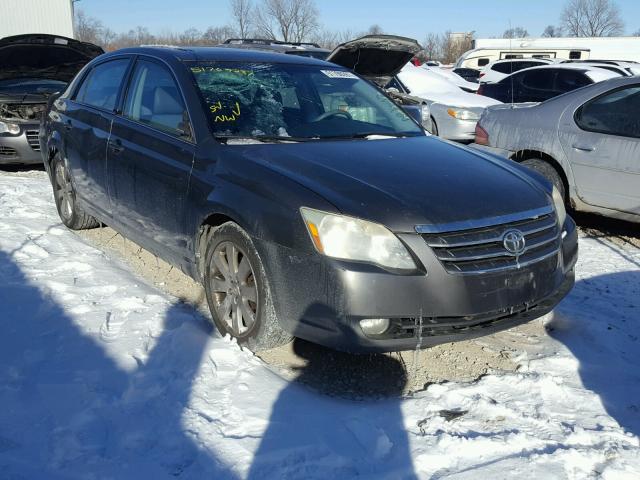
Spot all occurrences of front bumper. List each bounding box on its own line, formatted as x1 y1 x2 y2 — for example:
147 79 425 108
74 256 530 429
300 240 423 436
256 217 578 353
0 124 43 165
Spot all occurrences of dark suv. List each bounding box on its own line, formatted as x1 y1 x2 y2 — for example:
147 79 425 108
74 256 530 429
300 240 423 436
41 46 577 353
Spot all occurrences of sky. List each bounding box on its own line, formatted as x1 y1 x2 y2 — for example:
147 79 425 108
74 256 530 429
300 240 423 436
77 0 640 40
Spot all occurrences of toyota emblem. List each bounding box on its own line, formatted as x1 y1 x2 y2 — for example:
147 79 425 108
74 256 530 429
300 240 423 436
503 229 526 256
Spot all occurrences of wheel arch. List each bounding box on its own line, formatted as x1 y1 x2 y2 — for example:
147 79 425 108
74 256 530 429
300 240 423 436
511 149 570 201
195 211 246 281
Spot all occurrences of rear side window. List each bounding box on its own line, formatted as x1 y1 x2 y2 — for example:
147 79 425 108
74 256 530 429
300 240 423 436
569 51 582 60
555 70 591 92
492 61 545 74
576 84 640 138
123 59 190 138
74 59 129 111
477 58 489 67
520 70 555 90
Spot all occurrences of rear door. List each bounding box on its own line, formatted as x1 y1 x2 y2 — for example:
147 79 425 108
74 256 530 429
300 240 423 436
517 69 558 102
64 57 131 218
560 83 640 215
107 56 196 263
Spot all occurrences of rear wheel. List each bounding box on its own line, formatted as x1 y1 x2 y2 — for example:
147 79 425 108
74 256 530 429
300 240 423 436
521 158 566 203
203 222 292 351
51 154 99 230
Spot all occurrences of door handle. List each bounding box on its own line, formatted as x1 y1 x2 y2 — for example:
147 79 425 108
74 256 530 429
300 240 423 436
108 139 124 154
572 144 594 152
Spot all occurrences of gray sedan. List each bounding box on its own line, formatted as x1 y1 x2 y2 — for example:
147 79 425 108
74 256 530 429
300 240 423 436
474 76 640 224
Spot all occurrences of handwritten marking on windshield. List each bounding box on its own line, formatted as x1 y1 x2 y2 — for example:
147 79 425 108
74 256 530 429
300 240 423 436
211 101 241 122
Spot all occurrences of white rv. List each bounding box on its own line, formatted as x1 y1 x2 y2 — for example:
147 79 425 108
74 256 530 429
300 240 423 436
456 37 640 69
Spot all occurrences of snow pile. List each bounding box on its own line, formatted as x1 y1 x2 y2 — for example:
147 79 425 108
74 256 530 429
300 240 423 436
0 171 638 479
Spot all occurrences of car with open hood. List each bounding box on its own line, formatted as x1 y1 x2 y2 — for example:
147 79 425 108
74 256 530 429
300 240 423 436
326 35 500 141
327 35 433 133
41 46 577 353
0 34 103 165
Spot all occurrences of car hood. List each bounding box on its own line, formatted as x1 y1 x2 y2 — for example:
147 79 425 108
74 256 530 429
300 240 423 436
398 65 501 108
327 35 422 87
0 34 103 82
236 136 551 232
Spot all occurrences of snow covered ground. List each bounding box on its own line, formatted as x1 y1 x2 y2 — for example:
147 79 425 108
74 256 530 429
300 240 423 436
1 170 639 479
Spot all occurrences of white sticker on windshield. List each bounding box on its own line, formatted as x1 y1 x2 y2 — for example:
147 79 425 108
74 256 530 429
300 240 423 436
321 70 358 79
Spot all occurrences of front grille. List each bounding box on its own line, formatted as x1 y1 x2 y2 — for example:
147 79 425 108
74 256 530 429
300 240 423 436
422 211 561 275
0 146 17 156
26 130 40 151
388 303 539 339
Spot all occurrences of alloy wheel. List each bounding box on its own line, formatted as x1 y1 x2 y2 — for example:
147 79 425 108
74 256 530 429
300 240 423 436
54 161 74 221
209 241 259 336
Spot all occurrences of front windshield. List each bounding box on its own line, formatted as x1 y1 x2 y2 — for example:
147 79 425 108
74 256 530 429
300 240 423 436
188 61 423 140
0 78 67 95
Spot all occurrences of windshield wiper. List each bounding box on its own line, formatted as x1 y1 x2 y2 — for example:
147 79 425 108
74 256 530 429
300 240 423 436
319 132 417 140
215 135 314 144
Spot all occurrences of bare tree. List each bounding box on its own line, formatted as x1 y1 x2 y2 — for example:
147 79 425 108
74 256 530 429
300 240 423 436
422 33 442 61
542 25 563 37
367 24 384 35
254 0 319 42
561 0 624 37
203 25 237 44
503 27 529 39
230 0 253 39
74 10 104 44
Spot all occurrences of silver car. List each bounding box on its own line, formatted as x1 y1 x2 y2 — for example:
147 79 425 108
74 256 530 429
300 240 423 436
474 76 640 223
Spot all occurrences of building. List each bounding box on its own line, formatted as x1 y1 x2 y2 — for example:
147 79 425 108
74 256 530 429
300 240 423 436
0 0 74 39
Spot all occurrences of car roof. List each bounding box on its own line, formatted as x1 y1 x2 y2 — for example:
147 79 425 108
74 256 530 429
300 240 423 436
101 45 332 66
501 62 622 78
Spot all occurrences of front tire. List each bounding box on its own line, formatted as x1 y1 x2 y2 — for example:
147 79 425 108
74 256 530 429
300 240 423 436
203 222 292 351
521 158 567 203
51 154 99 230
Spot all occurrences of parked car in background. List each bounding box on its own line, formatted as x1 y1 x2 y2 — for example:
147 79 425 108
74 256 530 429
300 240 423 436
422 65 479 92
326 35 433 133
479 58 554 84
560 60 640 77
477 64 621 104
453 67 481 83
219 38 330 60
41 46 577 353
0 34 103 165
474 76 640 223
390 63 501 141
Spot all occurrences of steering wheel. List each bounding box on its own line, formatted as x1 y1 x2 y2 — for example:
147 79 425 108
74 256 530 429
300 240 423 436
312 110 353 122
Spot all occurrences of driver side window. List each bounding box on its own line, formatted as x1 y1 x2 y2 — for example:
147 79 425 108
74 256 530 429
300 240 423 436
123 59 191 139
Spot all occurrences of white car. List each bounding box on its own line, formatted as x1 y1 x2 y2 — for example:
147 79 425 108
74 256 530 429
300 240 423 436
480 58 554 84
421 65 479 92
390 63 501 141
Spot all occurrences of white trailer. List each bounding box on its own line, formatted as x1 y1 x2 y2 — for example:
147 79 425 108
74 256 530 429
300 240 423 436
457 36 640 69
0 0 74 39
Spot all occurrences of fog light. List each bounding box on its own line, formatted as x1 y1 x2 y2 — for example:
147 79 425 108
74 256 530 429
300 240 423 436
360 318 391 336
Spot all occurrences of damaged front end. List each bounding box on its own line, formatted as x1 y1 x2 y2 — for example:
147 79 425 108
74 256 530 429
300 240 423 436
0 102 48 122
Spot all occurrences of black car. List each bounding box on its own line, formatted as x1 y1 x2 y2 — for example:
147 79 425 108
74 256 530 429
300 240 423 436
0 34 103 165
478 65 622 104
453 67 481 83
41 46 577 353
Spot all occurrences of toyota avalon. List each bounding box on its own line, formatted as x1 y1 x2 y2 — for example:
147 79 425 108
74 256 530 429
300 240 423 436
40 46 578 352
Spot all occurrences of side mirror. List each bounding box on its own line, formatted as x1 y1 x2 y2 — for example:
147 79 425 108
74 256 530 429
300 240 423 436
403 104 432 133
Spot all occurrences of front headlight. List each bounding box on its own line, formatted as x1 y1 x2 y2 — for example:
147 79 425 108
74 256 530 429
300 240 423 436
0 121 20 134
419 104 432 132
447 108 480 121
552 186 567 227
300 207 417 271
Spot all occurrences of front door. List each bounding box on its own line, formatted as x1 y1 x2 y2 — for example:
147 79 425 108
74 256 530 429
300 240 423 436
108 57 196 264
561 83 640 215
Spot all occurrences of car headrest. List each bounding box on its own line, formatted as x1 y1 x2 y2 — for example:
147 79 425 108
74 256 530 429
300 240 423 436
153 86 183 115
